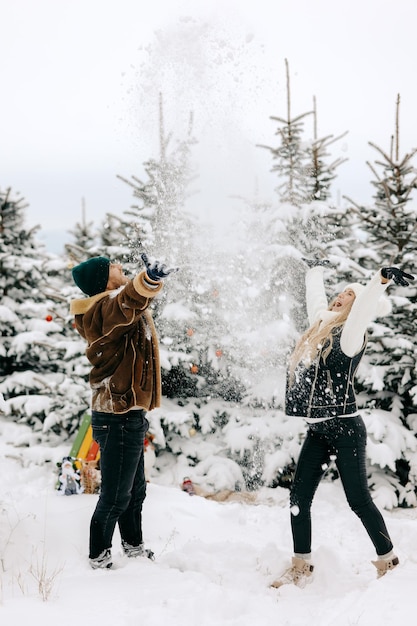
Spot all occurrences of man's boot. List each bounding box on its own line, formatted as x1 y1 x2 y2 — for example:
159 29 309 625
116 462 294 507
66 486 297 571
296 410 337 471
121 540 155 561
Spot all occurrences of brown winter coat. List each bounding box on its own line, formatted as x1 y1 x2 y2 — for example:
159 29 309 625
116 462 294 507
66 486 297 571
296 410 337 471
70 271 163 414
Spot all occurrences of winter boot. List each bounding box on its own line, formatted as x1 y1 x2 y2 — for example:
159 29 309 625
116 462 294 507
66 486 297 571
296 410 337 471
372 556 399 578
271 556 314 589
121 540 155 561
89 548 112 570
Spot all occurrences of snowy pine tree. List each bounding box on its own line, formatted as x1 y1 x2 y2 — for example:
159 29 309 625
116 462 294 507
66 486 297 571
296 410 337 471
257 60 350 334
343 95 417 506
308 96 348 202
259 59 313 207
115 94 201 391
0 188 90 444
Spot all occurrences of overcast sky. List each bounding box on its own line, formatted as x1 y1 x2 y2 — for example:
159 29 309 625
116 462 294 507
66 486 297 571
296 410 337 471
2 0 417 250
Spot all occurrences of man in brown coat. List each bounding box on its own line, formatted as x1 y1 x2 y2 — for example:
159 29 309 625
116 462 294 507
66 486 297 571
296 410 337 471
70 253 175 569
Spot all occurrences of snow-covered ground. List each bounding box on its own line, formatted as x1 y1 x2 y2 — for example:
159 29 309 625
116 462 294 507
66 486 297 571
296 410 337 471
1 418 416 626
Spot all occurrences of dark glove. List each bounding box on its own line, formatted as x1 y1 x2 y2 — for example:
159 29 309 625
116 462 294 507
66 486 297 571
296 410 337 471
381 267 415 286
302 258 331 269
141 253 178 281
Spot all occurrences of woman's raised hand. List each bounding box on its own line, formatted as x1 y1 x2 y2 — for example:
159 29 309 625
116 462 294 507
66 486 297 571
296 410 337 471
381 267 415 286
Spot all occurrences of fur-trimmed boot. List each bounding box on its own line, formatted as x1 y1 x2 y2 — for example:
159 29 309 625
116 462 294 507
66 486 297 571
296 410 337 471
271 557 314 589
372 556 399 578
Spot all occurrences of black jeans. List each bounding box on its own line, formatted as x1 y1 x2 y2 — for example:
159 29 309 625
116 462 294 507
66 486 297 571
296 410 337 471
290 415 393 556
89 410 149 559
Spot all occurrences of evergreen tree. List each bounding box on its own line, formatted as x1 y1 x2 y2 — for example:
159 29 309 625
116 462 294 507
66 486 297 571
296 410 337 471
308 96 348 202
343 94 417 506
346 94 417 264
257 60 350 334
0 187 90 444
115 94 205 395
0 187 52 376
258 59 313 207
117 93 198 263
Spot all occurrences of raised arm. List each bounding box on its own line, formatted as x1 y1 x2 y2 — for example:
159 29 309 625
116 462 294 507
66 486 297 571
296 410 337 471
341 266 414 357
305 266 329 326
340 271 391 357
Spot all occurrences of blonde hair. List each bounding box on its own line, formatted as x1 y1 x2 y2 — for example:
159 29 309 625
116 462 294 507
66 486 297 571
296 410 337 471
288 296 354 385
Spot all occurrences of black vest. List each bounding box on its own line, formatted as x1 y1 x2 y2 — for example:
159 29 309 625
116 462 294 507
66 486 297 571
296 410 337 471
285 328 366 420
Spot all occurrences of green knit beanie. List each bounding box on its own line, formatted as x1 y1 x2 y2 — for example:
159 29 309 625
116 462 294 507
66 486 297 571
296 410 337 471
72 257 111 296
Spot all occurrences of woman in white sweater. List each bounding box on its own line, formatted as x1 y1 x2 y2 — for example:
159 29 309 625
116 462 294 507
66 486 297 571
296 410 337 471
272 261 414 588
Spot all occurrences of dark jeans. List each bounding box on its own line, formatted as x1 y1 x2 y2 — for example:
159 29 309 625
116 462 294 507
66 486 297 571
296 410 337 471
89 410 149 559
290 415 393 557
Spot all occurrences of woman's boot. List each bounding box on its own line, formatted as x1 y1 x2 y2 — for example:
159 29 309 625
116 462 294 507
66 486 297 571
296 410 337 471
271 556 314 588
372 556 399 578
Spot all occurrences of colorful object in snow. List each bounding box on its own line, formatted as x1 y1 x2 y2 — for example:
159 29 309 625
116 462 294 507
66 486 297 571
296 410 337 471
57 457 83 495
80 459 101 494
68 413 100 468
76 425 93 466
181 477 196 495
63 414 155 492
59 413 101 495
69 413 92 458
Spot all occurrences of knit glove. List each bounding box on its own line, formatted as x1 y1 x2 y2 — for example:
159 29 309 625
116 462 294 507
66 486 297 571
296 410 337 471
381 267 415 286
302 258 332 269
141 253 178 281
